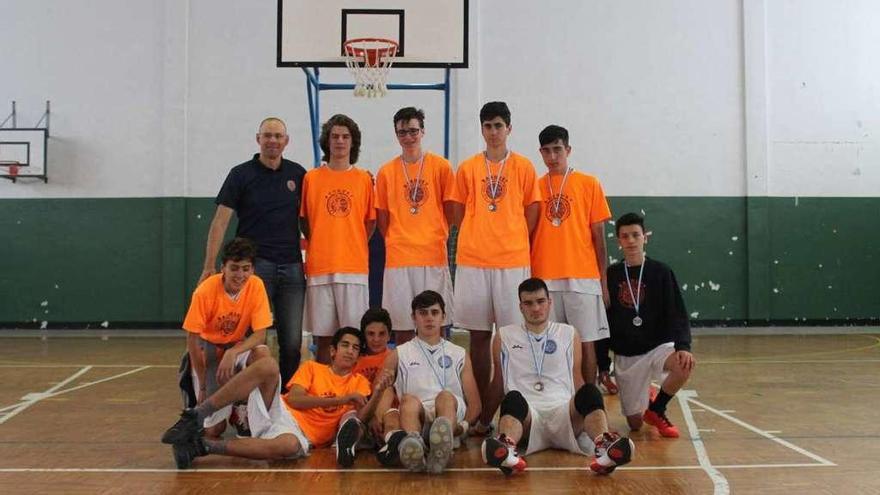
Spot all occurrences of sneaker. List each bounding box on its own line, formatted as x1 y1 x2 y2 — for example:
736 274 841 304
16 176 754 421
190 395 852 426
468 421 493 437
172 436 207 469
335 417 361 468
643 409 680 438
599 372 619 395
427 417 454 474
161 408 202 444
589 432 634 475
481 435 526 476
377 430 407 467
398 433 427 472
229 402 251 438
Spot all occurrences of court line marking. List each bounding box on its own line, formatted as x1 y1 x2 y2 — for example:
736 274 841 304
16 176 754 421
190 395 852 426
0 366 151 414
678 390 730 494
700 335 880 363
686 396 835 466
0 463 837 474
0 366 92 424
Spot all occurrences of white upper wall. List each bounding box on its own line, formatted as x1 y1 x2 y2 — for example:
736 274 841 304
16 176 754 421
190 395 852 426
766 0 880 196
0 0 876 198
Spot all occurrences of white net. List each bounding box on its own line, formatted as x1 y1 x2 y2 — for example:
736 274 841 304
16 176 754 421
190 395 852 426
343 38 398 98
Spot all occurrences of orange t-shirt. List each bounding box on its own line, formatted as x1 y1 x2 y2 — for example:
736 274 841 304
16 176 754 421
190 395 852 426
375 152 456 268
182 274 272 345
353 348 390 383
283 361 372 447
531 170 612 280
450 151 541 268
300 166 376 277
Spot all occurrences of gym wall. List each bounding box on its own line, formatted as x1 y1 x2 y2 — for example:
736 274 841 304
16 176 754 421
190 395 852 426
1 0 877 327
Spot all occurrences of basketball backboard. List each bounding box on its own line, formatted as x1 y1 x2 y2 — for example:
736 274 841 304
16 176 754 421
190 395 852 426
277 0 468 68
0 128 47 179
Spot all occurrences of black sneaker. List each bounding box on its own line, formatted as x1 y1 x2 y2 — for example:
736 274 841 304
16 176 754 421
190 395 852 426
377 430 407 467
335 417 361 468
161 408 203 444
172 436 207 469
481 435 526 475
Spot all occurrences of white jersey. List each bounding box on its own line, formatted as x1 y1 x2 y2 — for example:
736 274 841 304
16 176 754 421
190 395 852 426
395 337 467 408
497 322 577 407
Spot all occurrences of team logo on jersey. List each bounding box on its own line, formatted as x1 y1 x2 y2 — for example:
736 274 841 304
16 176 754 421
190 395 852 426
325 189 353 217
403 179 429 207
511 344 524 350
217 312 241 336
408 361 421 367
287 180 296 192
438 355 453 369
543 339 557 354
544 193 572 224
480 176 509 204
618 280 646 308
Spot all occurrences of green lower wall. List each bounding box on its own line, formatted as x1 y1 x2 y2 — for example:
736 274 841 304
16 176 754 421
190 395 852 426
1 196 877 327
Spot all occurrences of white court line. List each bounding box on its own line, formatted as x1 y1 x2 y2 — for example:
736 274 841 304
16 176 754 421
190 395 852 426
699 359 880 365
678 390 730 494
0 463 837 474
0 366 151 414
687 396 835 466
0 366 92 424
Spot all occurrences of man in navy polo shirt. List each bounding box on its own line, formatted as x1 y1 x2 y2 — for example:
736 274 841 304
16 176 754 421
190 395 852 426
199 117 307 389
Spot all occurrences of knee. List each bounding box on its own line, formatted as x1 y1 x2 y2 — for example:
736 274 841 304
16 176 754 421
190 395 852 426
574 384 605 417
436 390 456 407
499 390 529 423
275 436 302 459
251 345 271 360
400 394 421 411
255 357 280 379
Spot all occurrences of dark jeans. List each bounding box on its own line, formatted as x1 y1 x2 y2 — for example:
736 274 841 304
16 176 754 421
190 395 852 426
254 258 305 389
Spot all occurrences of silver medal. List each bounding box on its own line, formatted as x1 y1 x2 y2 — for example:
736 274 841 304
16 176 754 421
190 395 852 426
409 206 419 214
633 316 643 327
488 203 497 212
534 381 544 392
551 217 562 227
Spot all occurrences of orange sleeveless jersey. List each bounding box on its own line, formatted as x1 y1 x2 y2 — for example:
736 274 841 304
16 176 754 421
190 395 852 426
450 152 541 268
300 166 376 277
375 153 455 268
353 348 390 383
283 361 372 447
182 274 271 345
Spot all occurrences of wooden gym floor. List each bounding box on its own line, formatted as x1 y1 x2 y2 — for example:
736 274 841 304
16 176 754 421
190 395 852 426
0 331 878 494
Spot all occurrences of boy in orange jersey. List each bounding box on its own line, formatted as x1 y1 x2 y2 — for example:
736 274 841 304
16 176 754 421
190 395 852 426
530 125 612 387
284 327 395 467
450 101 542 433
161 352 308 469
376 107 457 346
354 307 393 384
300 114 376 364
353 307 395 442
177 237 272 437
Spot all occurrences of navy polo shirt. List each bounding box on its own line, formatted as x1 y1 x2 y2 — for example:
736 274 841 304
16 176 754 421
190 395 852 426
216 154 307 264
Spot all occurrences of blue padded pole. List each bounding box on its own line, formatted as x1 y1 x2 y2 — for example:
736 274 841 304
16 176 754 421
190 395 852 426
303 68 320 167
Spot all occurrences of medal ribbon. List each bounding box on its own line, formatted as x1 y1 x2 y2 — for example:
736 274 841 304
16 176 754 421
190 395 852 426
483 151 510 203
624 258 646 317
546 167 573 217
416 338 447 390
400 153 426 207
523 323 551 385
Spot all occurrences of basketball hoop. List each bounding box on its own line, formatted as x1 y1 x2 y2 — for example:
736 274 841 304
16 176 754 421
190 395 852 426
343 38 398 98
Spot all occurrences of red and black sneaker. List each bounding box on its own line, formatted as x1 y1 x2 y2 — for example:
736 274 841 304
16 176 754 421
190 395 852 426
643 408 680 438
481 434 526 476
589 432 634 475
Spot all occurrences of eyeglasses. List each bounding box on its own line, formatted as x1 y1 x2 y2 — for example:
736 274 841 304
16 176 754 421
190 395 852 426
395 128 422 137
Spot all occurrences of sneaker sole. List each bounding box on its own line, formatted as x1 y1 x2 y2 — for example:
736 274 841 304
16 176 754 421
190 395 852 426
335 419 360 468
399 436 426 472
427 418 454 474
